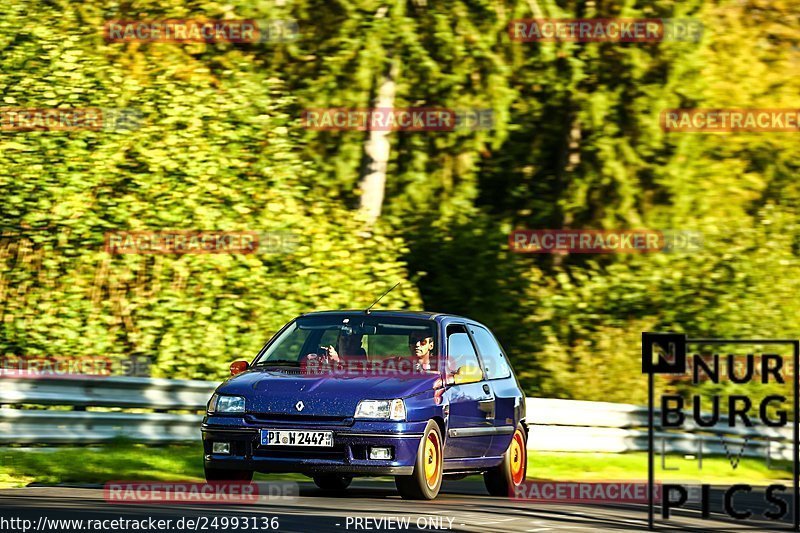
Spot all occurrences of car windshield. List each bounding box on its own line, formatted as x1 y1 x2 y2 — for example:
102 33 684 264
253 315 438 372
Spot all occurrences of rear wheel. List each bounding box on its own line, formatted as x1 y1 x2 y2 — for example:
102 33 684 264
395 420 443 500
204 465 254 482
484 425 527 496
312 474 353 491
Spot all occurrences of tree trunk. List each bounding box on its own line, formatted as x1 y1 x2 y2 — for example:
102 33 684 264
358 59 398 226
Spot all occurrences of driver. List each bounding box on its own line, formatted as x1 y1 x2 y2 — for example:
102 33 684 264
322 331 367 361
409 332 435 372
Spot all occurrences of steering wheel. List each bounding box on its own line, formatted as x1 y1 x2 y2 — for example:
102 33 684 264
306 345 331 356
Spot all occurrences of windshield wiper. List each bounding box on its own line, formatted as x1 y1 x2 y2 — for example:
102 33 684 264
253 359 302 367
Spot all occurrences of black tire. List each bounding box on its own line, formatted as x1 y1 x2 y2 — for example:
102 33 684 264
395 420 443 500
204 465 254 482
484 424 527 496
312 474 353 491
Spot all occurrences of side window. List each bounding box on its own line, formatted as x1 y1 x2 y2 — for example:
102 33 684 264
446 325 483 385
470 326 512 380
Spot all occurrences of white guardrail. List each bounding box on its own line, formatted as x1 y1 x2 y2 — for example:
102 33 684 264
0 376 792 460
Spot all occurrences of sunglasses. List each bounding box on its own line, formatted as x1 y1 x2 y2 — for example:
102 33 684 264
409 337 432 346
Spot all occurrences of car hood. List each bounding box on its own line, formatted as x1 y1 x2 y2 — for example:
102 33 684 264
216 369 439 417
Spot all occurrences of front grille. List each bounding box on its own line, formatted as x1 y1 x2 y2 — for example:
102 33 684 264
245 413 353 426
253 445 348 461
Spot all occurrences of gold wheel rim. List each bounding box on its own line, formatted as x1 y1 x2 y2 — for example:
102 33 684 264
510 429 525 485
423 432 440 488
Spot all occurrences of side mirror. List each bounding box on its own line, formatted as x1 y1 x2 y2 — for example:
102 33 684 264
230 360 249 376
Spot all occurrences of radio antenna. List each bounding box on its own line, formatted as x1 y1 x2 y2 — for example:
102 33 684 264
365 282 400 314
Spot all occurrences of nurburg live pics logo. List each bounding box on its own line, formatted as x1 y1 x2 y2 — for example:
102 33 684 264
642 332 800 530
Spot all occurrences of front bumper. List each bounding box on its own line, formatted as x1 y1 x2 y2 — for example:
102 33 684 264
202 416 426 476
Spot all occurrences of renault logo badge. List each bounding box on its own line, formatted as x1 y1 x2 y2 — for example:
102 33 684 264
295 401 305 412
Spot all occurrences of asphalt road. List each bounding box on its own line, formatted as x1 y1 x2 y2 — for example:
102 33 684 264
0 479 796 532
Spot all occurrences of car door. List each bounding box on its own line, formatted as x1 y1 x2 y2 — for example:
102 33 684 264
442 324 494 459
468 324 520 457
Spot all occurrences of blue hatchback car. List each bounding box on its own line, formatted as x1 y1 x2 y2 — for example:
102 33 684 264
202 311 527 499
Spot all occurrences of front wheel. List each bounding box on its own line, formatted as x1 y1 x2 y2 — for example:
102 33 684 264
395 420 443 500
204 465 254 482
484 425 527 496
313 474 353 491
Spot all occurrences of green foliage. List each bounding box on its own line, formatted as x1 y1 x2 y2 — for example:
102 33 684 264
0 0 421 380
1 0 799 400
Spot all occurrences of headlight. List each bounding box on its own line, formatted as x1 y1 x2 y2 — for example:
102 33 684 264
354 399 406 421
208 394 245 413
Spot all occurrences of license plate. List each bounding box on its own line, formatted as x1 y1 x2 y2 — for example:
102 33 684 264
261 429 333 447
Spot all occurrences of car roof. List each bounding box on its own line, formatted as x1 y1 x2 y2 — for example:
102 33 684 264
300 309 475 323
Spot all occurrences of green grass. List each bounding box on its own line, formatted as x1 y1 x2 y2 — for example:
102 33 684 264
0 444 793 489
528 452 794 486
0 440 305 489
